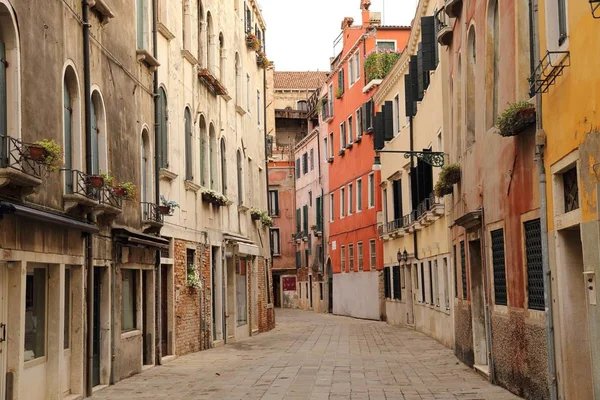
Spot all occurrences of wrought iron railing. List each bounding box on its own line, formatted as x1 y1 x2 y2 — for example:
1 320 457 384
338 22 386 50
379 192 443 237
99 187 123 210
0 135 44 180
62 169 99 200
141 202 164 224
416 192 443 220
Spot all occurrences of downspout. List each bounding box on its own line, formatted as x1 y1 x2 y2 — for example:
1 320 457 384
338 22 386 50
316 114 324 276
532 0 558 398
152 0 163 366
409 115 418 261
82 1 94 396
263 34 272 310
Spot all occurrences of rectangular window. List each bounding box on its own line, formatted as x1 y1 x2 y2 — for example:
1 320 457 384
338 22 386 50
302 152 308 174
429 261 435 305
329 132 334 157
356 108 363 137
303 204 308 234
401 266 406 289
369 239 376 270
340 122 347 149
309 191 312 207
340 188 345 217
357 242 363 271
453 245 458 298
348 116 354 143
337 69 345 95
64 268 71 349
328 193 335 223
563 166 579 212
348 244 354 272
376 40 396 52
295 158 300 178
354 51 360 82
341 245 346 272
270 228 281 255
443 258 450 308
348 183 354 215
310 149 314 170
305 249 309 268
356 179 363 212
25 266 47 362
558 0 567 46
121 269 138 332
383 188 388 223
368 173 375 208
296 208 301 233
349 57 355 85
525 219 545 311
328 84 334 116
420 263 426 302
393 95 400 135
393 265 401 300
136 0 149 50
268 190 279 216
257 90 261 124
319 282 324 300
393 180 403 222
323 137 328 161
296 251 301 269
460 241 467 299
384 267 391 298
491 228 508 306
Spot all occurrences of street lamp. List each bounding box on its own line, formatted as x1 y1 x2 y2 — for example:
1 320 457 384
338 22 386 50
372 155 382 171
372 150 446 172
397 248 409 264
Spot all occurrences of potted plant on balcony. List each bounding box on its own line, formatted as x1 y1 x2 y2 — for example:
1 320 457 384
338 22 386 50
434 163 461 196
114 181 136 200
250 208 262 221
186 265 202 290
495 101 536 137
256 51 269 69
159 195 179 215
200 188 232 207
28 139 63 172
246 33 261 51
335 88 344 99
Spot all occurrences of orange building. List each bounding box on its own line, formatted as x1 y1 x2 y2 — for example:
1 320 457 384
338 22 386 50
324 3 409 319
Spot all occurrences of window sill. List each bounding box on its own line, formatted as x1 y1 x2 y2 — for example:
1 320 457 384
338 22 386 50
24 356 46 369
238 204 249 212
236 104 247 116
157 22 175 41
136 49 160 71
88 0 115 25
121 329 142 340
181 49 198 65
184 180 201 193
159 168 178 181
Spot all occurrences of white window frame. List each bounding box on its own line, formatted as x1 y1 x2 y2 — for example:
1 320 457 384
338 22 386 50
340 187 345 218
348 243 354 272
369 239 376 270
348 183 353 215
341 245 346 273
357 241 363 271
353 51 360 83
349 56 355 86
329 193 334 222
270 228 281 255
329 132 334 157
324 137 328 161
376 40 397 52
368 173 375 208
393 95 400 136
356 108 362 138
356 178 363 212
340 121 346 149
348 115 353 143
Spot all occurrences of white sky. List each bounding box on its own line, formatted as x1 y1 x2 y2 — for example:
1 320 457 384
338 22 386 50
258 0 418 71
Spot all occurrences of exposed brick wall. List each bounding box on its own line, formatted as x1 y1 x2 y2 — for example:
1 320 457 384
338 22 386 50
258 257 276 332
174 239 211 356
454 301 474 367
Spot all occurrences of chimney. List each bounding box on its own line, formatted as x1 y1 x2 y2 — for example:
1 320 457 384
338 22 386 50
361 0 371 26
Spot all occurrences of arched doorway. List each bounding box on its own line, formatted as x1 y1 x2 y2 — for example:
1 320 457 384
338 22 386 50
326 259 333 313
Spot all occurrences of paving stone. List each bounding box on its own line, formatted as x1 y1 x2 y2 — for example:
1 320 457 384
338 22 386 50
91 309 522 400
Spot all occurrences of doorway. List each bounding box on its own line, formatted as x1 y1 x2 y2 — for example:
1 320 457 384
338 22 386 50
0 265 6 398
211 246 223 342
556 228 593 399
327 260 333 313
92 268 101 386
273 273 281 308
309 275 313 309
468 239 489 369
160 266 169 357
405 264 414 325
142 270 153 366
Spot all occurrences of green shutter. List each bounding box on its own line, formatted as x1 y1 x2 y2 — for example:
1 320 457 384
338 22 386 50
303 205 308 235
64 80 73 193
296 209 301 233
90 100 99 175
185 109 193 180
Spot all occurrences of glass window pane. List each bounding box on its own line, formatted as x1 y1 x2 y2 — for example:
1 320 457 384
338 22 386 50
25 268 46 362
121 269 137 332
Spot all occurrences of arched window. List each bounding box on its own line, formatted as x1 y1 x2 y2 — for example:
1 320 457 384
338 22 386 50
206 12 214 73
209 123 216 189
141 129 152 204
91 90 107 175
0 2 20 161
184 107 193 180
197 1 205 65
63 66 82 193
237 149 243 205
466 27 476 147
235 53 241 105
158 87 168 168
219 33 225 82
487 0 499 128
220 137 227 195
199 115 207 186
297 100 308 112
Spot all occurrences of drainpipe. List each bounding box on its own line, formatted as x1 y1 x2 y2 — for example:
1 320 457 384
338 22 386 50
316 115 324 276
532 0 558 398
152 0 163 366
409 115 418 261
82 0 94 396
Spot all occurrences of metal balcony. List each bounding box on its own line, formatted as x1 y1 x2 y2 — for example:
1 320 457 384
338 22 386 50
0 135 43 194
141 202 164 234
444 0 463 18
62 169 100 213
436 9 453 46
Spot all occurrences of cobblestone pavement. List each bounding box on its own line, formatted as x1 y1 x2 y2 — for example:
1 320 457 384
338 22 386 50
93 309 521 400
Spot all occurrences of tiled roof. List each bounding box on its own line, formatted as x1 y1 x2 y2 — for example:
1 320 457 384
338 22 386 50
274 71 328 90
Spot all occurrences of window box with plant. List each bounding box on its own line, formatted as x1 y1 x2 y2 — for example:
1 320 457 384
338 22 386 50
159 195 179 215
200 188 232 207
364 50 401 84
250 209 273 227
434 163 461 197
256 51 270 69
495 101 536 137
114 182 136 200
87 171 112 189
246 33 261 51
186 264 202 290
26 139 63 172
335 87 344 99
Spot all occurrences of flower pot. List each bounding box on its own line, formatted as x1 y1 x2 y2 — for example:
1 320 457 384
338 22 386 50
251 213 261 221
201 193 213 204
27 144 47 161
114 187 127 197
158 205 171 215
89 175 105 189
445 170 461 185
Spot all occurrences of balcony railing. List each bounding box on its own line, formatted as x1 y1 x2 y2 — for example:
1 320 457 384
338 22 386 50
63 169 100 201
378 193 444 238
99 186 123 210
0 135 44 180
141 202 164 225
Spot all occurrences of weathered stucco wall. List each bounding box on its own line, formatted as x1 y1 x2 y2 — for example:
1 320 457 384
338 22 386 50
332 271 380 320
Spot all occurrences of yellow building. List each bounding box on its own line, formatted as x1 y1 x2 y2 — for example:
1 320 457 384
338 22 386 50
373 0 453 348
537 1 600 398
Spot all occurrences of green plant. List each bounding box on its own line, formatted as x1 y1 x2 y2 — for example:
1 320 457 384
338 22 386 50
335 87 344 99
186 264 202 289
364 51 401 82
200 188 232 206
115 181 136 200
33 139 63 172
98 171 114 187
435 163 461 196
160 195 180 209
250 208 273 227
246 34 261 51
495 101 536 137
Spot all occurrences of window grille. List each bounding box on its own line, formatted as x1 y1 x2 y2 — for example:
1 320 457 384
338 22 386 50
491 229 507 306
460 241 467 299
453 245 458 298
525 219 545 311
563 167 579 212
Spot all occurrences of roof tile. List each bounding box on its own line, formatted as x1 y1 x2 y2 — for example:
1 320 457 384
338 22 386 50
274 71 328 90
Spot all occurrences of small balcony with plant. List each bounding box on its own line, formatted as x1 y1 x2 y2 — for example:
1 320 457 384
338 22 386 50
364 50 401 90
495 101 536 137
62 169 109 213
256 51 270 69
141 195 174 233
96 180 136 221
245 33 261 51
250 208 273 228
200 188 232 208
0 137 61 197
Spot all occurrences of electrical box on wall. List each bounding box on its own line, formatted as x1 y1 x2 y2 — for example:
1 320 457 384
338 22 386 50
584 271 596 306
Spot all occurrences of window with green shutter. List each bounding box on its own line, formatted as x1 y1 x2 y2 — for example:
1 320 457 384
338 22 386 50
303 205 308 235
296 209 301 233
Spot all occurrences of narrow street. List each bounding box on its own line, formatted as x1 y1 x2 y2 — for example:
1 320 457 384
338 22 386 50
92 310 519 400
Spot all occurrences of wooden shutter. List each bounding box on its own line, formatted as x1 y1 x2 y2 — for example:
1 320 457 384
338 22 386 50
373 111 385 151
364 100 373 133
383 101 394 141
404 74 415 118
421 16 437 71
338 69 344 94
409 56 420 103
417 43 425 100
296 208 301 233
393 180 403 221
303 205 308 234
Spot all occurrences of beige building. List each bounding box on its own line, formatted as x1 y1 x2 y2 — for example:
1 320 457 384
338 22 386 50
374 0 454 348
